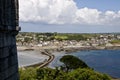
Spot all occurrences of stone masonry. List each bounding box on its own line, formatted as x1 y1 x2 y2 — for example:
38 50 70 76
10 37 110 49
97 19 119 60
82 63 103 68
0 0 20 80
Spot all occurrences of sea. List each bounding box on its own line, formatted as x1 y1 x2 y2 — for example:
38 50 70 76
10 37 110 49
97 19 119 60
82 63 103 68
48 50 120 78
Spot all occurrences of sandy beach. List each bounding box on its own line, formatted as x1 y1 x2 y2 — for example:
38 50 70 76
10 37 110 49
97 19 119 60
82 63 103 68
18 50 49 67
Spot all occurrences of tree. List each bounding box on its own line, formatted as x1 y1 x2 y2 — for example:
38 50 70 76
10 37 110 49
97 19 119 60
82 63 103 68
36 68 67 80
19 68 111 80
60 55 89 72
19 68 37 80
67 68 111 80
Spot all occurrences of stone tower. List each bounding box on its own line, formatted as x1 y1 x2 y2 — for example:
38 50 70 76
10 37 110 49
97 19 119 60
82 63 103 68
0 0 20 80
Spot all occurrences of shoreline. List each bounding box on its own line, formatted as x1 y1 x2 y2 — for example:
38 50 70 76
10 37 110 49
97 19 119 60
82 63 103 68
24 50 55 68
18 50 55 69
17 45 120 52
18 45 120 68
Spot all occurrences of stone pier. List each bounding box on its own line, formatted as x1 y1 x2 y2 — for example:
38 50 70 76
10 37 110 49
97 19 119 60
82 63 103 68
0 0 20 80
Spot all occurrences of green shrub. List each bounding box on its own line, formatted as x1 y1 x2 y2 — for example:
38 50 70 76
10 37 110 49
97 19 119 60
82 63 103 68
19 67 37 80
36 68 67 80
68 68 111 80
19 67 111 80
60 55 89 72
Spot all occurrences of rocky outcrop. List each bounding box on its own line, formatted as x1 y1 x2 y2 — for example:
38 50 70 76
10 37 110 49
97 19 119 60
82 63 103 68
105 46 120 50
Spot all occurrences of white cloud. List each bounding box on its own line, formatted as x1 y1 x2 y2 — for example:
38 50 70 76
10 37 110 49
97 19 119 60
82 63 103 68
75 7 102 25
19 0 120 25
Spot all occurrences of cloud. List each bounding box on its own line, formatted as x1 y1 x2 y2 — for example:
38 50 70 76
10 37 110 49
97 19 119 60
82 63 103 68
75 7 102 25
19 0 120 25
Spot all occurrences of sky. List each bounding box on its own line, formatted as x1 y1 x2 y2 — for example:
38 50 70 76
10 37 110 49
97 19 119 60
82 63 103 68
19 0 120 33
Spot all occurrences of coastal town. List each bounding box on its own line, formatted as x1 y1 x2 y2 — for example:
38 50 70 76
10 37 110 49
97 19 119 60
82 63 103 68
17 32 120 80
17 32 120 51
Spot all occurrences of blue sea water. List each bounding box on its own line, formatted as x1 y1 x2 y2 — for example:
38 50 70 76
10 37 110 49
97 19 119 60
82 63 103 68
49 50 120 78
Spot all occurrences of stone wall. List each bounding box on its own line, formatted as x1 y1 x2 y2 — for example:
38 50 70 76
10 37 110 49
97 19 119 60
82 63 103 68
0 0 19 30
0 0 19 80
0 32 19 80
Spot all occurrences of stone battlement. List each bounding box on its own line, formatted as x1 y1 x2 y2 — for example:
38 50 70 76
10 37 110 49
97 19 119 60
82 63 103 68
0 0 19 80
